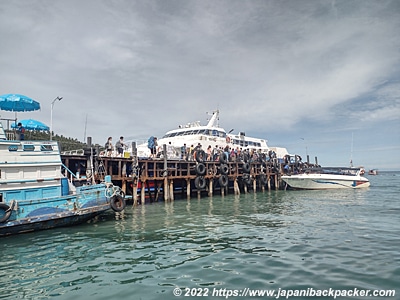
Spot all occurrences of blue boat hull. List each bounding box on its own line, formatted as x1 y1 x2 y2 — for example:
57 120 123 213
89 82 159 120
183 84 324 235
0 184 112 237
0 203 110 236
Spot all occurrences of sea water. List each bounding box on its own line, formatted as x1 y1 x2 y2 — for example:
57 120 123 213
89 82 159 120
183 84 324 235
1 172 399 300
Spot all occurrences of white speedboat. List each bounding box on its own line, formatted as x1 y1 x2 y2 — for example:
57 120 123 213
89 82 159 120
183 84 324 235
281 167 370 190
135 110 284 159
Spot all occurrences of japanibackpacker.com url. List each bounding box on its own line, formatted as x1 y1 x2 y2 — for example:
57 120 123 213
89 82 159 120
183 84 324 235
172 287 396 298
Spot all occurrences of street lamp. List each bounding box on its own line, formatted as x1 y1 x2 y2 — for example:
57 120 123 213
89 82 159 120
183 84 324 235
50 96 63 141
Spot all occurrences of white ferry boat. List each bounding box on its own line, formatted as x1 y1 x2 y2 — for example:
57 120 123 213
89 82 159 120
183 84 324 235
135 110 288 159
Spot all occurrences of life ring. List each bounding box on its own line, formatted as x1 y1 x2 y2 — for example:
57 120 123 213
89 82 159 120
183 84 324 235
195 150 206 163
219 152 228 164
220 163 229 175
242 162 251 173
110 194 126 212
0 201 15 223
194 176 206 190
195 163 206 176
219 175 229 187
105 186 115 198
226 136 231 143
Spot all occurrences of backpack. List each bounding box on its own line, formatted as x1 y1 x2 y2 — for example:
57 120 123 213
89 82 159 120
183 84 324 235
147 136 155 149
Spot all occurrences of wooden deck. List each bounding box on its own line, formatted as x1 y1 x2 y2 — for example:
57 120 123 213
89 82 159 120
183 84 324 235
61 151 285 205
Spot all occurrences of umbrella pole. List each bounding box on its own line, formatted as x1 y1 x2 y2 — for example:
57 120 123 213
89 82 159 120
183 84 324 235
14 112 17 140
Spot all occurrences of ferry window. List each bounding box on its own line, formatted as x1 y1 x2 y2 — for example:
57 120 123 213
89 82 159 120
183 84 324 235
219 131 226 138
8 145 18 151
23 144 35 151
198 129 206 135
212 130 218 136
41 145 53 151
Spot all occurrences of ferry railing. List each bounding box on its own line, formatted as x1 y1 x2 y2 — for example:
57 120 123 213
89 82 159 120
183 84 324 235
61 149 85 155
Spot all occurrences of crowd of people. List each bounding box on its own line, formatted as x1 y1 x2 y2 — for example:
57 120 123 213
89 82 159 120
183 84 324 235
182 143 270 163
148 139 273 164
100 135 284 167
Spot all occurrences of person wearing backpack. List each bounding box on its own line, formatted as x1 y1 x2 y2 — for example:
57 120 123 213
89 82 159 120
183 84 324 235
148 136 157 158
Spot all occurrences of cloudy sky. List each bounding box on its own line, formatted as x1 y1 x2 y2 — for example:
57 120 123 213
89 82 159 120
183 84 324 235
1 0 399 170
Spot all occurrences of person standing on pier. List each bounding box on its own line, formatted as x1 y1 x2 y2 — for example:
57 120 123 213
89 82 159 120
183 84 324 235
181 143 187 160
148 136 157 158
115 136 125 157
105 136 113 157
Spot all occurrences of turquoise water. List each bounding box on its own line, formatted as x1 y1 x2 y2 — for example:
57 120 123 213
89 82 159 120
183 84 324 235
1 172 399 300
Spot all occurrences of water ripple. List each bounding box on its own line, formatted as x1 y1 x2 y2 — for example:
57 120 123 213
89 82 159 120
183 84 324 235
1 175 399 299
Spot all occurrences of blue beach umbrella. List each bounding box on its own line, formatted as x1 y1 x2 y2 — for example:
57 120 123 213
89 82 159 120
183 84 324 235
11 119 49 131
0 94 40 112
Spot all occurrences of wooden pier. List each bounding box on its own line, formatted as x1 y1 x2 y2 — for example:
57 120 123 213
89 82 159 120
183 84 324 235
61 144 314 204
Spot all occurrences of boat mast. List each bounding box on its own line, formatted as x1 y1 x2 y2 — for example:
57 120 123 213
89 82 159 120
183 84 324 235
206 110 220 127
83 113 88 142
350 132 354 167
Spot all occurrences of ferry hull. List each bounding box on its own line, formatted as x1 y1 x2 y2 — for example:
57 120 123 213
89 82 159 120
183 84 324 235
282 174 370 190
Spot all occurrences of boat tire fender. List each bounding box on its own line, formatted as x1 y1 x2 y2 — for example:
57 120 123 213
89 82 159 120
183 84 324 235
195 176 206 190
0 201 15 223
220 163 229 175
242 174 252 185
110 194 126 212
195 163 206 176
219 152 228 164
242 162 251 173
219 175 229 187
195 150 206 163
260 174 268 185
